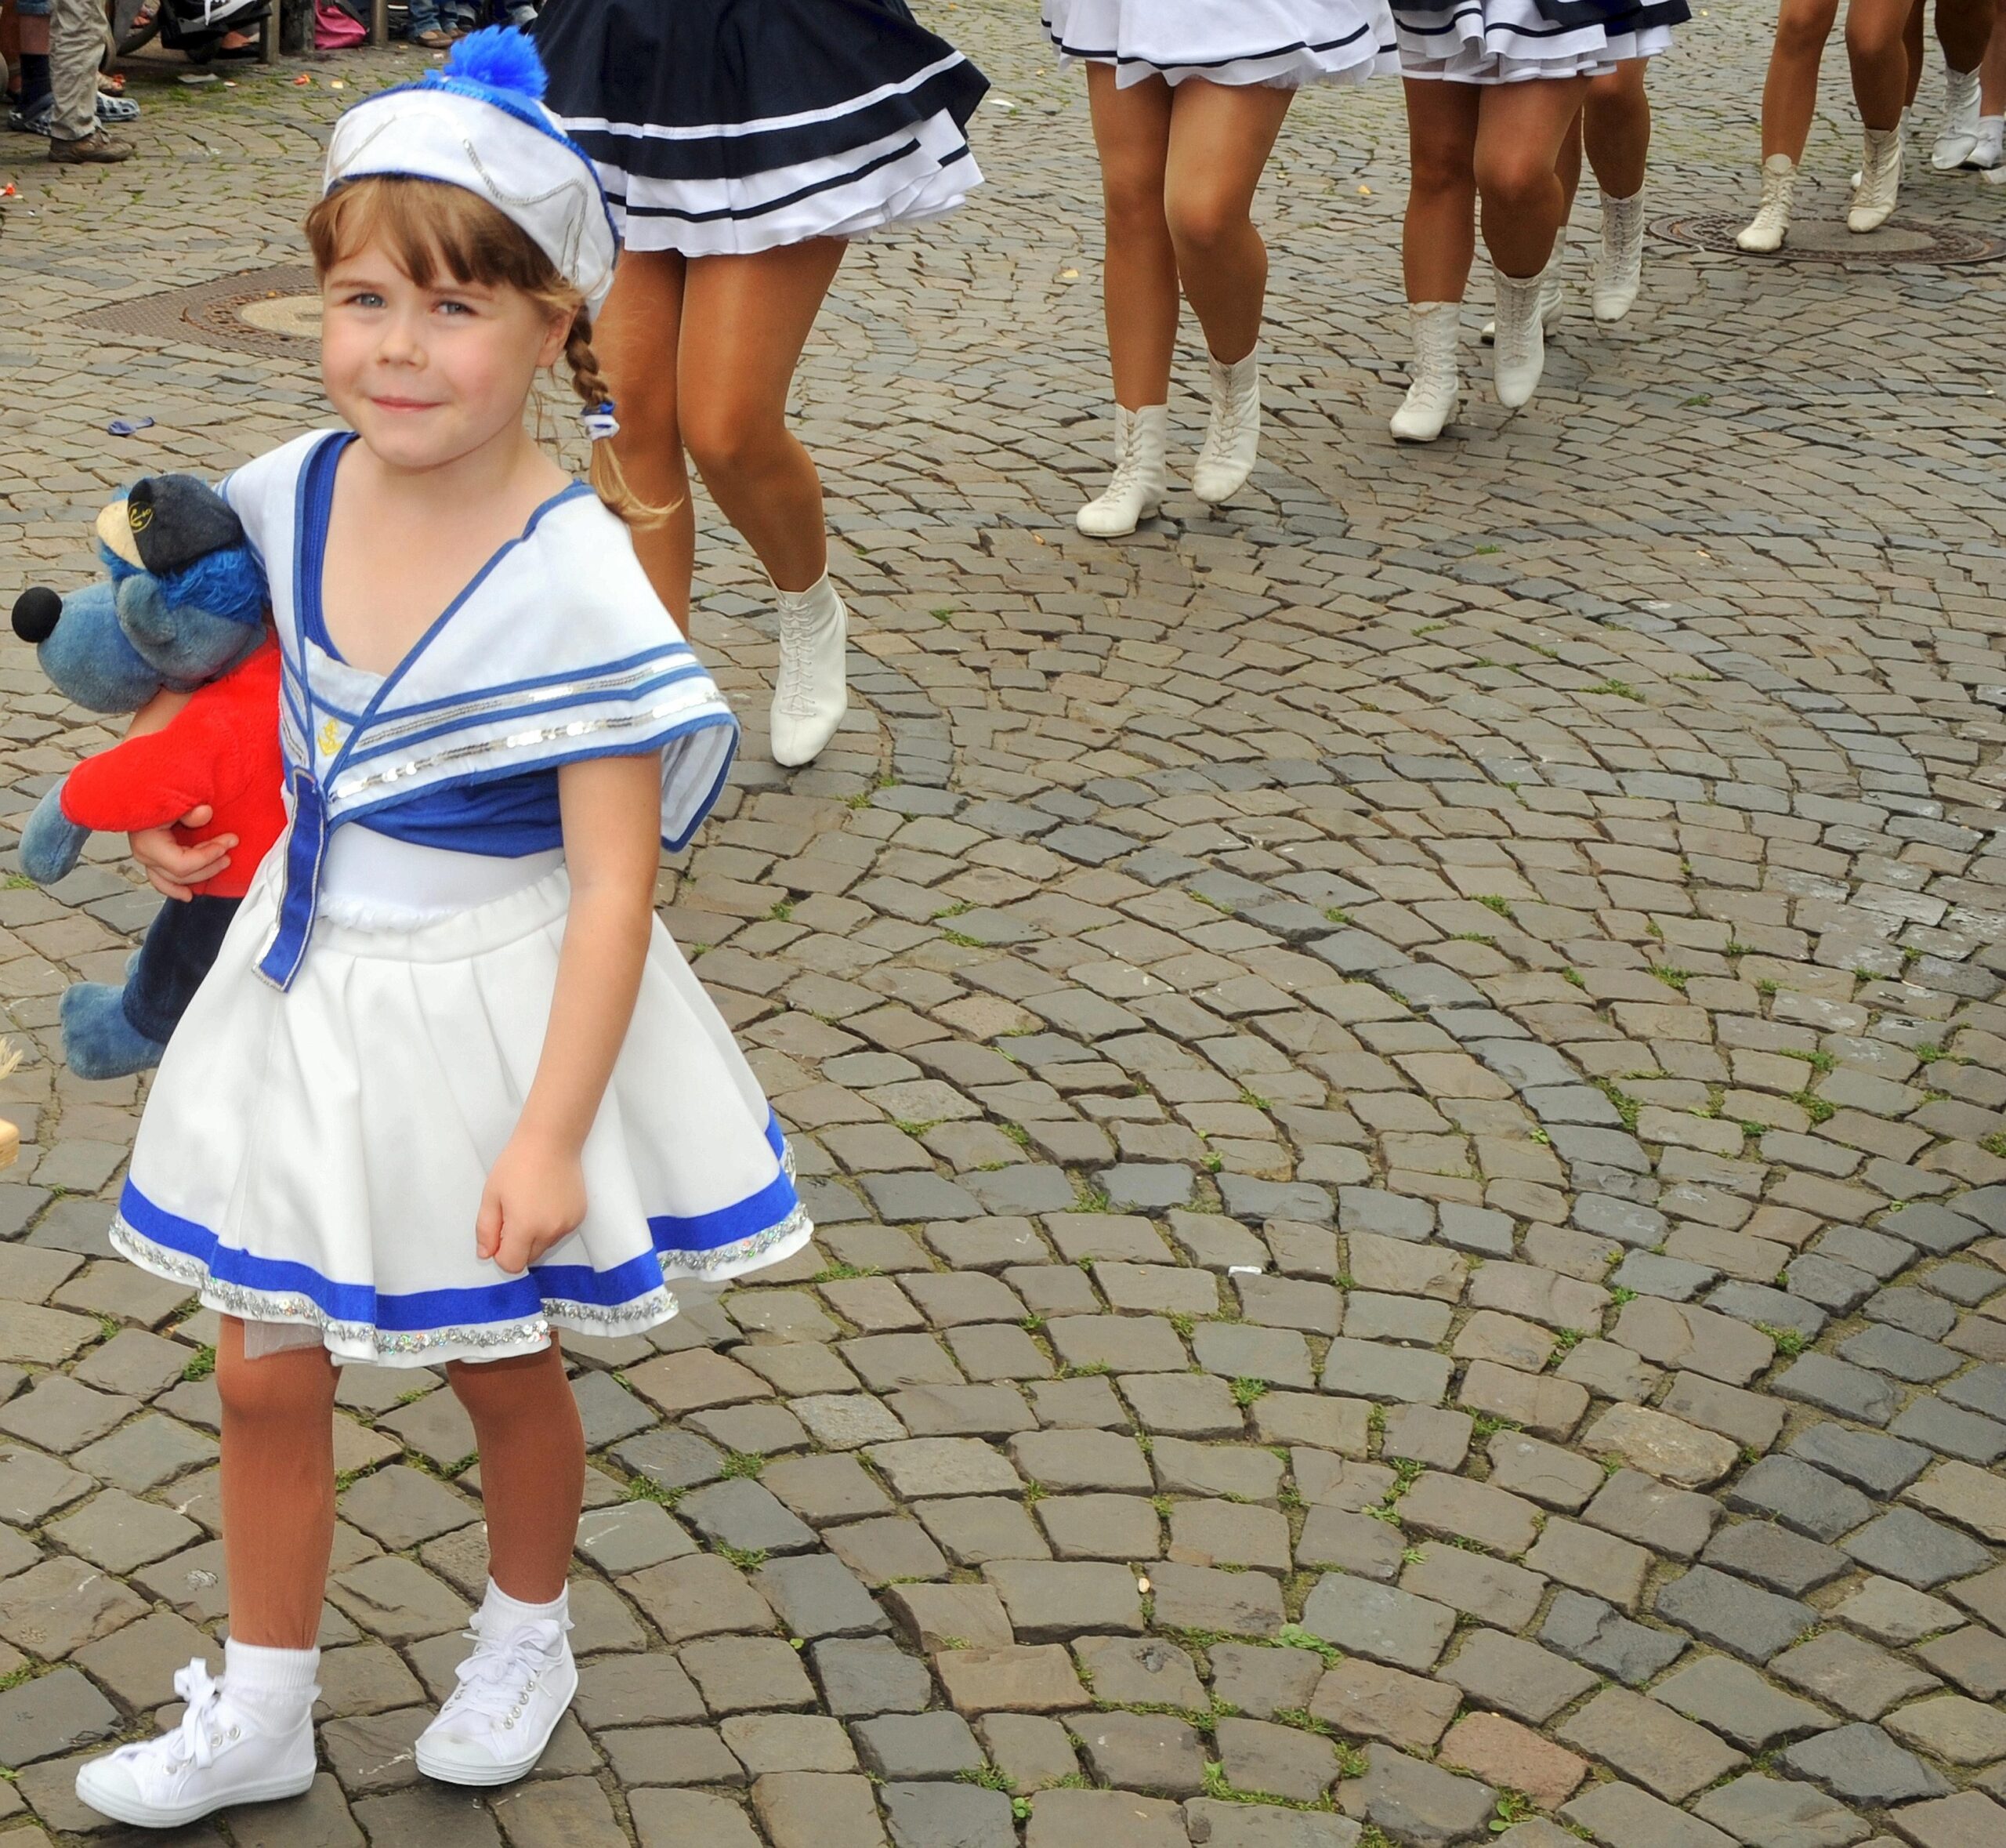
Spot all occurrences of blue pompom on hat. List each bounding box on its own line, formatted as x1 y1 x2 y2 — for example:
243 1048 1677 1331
321 26 618 313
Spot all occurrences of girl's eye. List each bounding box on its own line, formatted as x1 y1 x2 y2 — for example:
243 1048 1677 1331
343 292 385 310
436 299 476 317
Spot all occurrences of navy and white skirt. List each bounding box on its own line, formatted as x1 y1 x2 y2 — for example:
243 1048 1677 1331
1393 0 1687 80
112 851 812 1366
1042 0 1397 89
535 0 990 257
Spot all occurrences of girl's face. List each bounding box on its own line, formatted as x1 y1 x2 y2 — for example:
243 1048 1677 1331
319 234 572 474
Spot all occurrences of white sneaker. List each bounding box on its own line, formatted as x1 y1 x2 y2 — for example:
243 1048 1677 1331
769 573 849 769
1389 302 1461 443
1968 115 2003 169
1190 349 1261 504
1736 154 1797 252
1849 125 1903 231
1593 188 1647 321
415 1615 577 1788
1479 266 1563 344
1077 403 1168 538
1490 262 1551 410
1932 66 1982 168
74 1660 316 1828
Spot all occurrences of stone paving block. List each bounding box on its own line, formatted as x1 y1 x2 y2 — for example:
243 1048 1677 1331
1399 1542 1545 1630
1560 1687 1747 1802
986 1559 1144 1640
812 1636 933 1716
621 1553 775 1643
71 1607 219 1711
1653 1654 1837 1750
755 1551 891 1639
0 1665 118 1766
1146 1562 1285 1638
976 1712 1080 1789
1562 1780 1736 1848
871 1437 1021 1498
1300 1574 1456 1671
1008 1429 1151 1493
1183 1802 1362 1848
1829 1576 1963 1647
1310 1656 1463 1751
1586 1470 1722 1558
1780 1723 1953 1805
1842 1507 1991 1589
1036 1492 1162 1562
572 1653 706 1730
1215 1714 1338 1803
753 1771 889 1848
1885 1792 2006 1848
0 1553 147 1658
1437 1712 1588 1810
885 1581 1012 1651
1022 1787 1186 1848
1486 1432 1605 1510
880 1781 1016 1848
1439 1628 1596 1724
1691 1774 1869 1848
1701 1520 1850 1597
1913 1625 2006 1702
630 1788 762 1848
1905 1458 2006 1542
935 1643 1091 1715
1355 1743 1497 1848
1880 1694 2006 1766
721 1710 858 1774
1068 1709 1207 1796
681 1636 820 1713
1541 1589 1688 1686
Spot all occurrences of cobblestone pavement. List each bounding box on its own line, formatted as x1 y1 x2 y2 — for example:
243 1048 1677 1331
2 4 2006 1846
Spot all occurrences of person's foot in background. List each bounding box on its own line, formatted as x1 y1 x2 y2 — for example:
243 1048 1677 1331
49 129 132 162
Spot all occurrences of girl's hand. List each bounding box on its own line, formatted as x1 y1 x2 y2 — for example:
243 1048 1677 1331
476 1131 588 1276
132 809 237 901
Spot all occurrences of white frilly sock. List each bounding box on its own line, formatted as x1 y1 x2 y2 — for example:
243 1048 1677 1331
223 1639 320 1723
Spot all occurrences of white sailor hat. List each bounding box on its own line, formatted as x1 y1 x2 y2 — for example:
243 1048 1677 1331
322 27 618 314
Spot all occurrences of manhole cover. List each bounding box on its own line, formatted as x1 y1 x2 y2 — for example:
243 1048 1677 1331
1655 212 2006 265
74 264 323 358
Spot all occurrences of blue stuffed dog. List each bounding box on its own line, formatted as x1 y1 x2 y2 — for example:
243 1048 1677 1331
13 476 277 1081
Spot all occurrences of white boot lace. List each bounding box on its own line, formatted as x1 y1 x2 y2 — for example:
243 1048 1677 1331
774 605 823 720
436 1620 567 1736
1199 375 1255 470
1093 438 1150 513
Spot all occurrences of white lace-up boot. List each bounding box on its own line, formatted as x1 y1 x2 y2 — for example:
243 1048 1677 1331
1191 349 1261 503
1480 265 1563 344
768 572 849 769
1736 154 1797 251
1932 66 1983 168
1490 262 1552 409
1967 114 2002 169
1851 105 1913 184
1076 404 1168 538
415 1587 578 1788
74 1650 318 1828
1849 125 1904 230
1593 188 1648 321
1389 303 1461 443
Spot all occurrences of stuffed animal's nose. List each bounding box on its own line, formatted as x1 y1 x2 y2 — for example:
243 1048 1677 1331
11 588 62 646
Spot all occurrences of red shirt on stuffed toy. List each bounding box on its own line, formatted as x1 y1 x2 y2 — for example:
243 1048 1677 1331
57 642 286 900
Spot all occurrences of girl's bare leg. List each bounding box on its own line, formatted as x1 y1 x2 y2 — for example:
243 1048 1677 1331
1161 78 1296 364
1402 79 1482 303
1474 77 1594 277
216 1318 337 1650
1848 0 1918 127
1758 0 1843 161
1084 64 1179 408
1585 60 1653 197
447 1343 585 1604
595 250 694 630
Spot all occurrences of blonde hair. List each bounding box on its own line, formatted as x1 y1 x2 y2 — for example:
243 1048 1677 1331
304 176 669 528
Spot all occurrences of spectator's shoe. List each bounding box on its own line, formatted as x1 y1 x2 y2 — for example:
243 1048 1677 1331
49 131 134 164
97 94 140 125
413 29 454 48
7 101 53 136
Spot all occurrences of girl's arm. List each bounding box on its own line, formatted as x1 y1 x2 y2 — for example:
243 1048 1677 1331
476 752 662 1275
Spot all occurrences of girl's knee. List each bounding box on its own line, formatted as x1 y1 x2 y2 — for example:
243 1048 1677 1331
1164 189 1249 254
215 1339 334 1426
445 1344 570 1419
1474 151 1555 212
681 397 786 484
1776 0 1841 53
1101 169 1169 238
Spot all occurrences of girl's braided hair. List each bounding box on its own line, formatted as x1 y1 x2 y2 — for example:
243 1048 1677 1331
303 176 671 528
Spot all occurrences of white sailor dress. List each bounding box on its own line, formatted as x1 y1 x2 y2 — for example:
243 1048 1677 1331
1042 1 1398 89
110 430 812 1366
534 0 990 258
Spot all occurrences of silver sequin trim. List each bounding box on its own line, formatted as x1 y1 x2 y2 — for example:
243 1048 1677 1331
104 1219 768 1361
658 1202 813 1280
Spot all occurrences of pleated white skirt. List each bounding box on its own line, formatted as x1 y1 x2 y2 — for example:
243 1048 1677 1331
113 854 810 1366
1392 0 1678 82
1042 0 1398 88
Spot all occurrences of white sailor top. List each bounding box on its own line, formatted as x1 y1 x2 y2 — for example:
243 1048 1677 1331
223 431 737 986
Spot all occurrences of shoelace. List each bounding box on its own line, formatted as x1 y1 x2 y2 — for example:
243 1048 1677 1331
438 1619 567 1732
109 1661 239 1774
774 605 826 719
1095 435 1153 510
1201 379 1255 463
1497 292 1540 369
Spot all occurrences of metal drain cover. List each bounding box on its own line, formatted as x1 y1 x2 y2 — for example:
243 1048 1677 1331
1655 212 2006 265
74 264 321 358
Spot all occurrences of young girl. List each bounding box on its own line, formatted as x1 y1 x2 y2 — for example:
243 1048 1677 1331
74 31 809 1829
1041 0 1397 536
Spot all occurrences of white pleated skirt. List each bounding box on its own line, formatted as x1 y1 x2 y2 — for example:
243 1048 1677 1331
113 856 811 1366
1043 0 1399 88
1392 0 1680 81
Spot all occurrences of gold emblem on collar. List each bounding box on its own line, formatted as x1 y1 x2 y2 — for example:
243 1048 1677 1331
318 719 342 758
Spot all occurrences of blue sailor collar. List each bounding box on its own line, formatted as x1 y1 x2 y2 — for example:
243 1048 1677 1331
256 432 736 991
